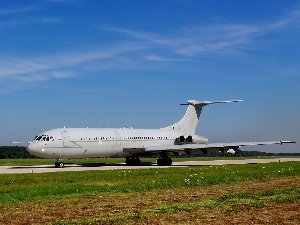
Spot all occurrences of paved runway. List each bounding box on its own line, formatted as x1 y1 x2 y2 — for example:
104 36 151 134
0 158 300 174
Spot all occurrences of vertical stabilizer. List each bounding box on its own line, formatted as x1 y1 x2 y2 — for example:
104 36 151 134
162 100 243 136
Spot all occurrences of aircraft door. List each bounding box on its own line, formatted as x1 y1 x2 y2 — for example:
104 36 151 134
114 131 121 146
61 131 71 147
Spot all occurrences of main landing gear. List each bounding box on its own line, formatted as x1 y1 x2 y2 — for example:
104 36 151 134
55 160 64 168
125 157 141 166
125 154 173 166
157 153 172 166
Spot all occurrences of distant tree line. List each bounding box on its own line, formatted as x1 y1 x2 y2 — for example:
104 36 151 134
0 146 38 159
204 151 300 157
0 146 299 159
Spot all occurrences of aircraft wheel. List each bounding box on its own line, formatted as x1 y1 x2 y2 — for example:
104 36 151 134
125 157 131 165
125 157 141 166
135 158 141 165
166 158 172 166
157 158 172 166
55 161 64 168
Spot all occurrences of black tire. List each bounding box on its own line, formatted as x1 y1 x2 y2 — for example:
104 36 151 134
125 157 141 166
157 158 172 166
55 161 64 168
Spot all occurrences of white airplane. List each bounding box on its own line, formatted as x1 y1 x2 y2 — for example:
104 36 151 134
26 100 295 168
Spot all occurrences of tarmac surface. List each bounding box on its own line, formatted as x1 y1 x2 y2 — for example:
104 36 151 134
0 158 300 174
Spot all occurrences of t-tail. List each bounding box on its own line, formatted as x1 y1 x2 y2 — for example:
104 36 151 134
162 100 243 136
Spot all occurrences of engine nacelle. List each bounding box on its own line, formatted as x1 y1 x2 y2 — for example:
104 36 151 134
174 135 208 145
227 148 241 155
227 149 236 154
189 135 208 144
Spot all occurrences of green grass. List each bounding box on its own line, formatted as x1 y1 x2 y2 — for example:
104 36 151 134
0 158 126 166
1 161 300 205
154 186 300 214
0 156 291 166
2 161 300 225
48 184 300 225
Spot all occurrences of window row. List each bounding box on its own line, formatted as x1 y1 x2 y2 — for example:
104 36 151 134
81 137 111 141
80 136 172 141
124 136 170 140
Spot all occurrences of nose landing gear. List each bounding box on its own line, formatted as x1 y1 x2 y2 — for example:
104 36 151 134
54 160 64 168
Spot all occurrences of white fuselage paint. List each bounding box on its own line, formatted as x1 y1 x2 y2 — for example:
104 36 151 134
27 127 201 159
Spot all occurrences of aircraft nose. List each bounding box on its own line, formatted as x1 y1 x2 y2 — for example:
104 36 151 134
26 143 35 153
26 142 41 156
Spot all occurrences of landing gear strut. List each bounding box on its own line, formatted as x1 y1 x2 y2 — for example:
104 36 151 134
55 160 64 168
125 157 141 166
157 153 172 166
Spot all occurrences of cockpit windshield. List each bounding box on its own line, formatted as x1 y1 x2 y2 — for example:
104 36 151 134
34 134 54 142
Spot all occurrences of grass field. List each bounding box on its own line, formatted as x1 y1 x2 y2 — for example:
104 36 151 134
0 156 292 166
1 160 300 224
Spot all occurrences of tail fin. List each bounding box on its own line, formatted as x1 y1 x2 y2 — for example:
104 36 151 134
162 100 243 135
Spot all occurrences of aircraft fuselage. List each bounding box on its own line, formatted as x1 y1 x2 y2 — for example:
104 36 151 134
27 127 208 159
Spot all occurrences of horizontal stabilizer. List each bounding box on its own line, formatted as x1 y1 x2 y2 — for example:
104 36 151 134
180 100 243 107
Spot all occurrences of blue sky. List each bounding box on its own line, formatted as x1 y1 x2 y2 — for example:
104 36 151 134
0 0 299 153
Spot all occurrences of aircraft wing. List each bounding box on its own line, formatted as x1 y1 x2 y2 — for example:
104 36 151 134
143 141 295 154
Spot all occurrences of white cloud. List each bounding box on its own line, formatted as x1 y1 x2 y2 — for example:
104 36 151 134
104 7 300 58
1 4 300 92
0 43 145 89
145 55 176 61
0 2 68 27
0 5 37 15
145 54 202 63
102 25 255 58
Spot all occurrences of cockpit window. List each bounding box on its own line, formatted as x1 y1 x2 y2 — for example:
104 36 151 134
34 135 43 141
34 134 54 142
